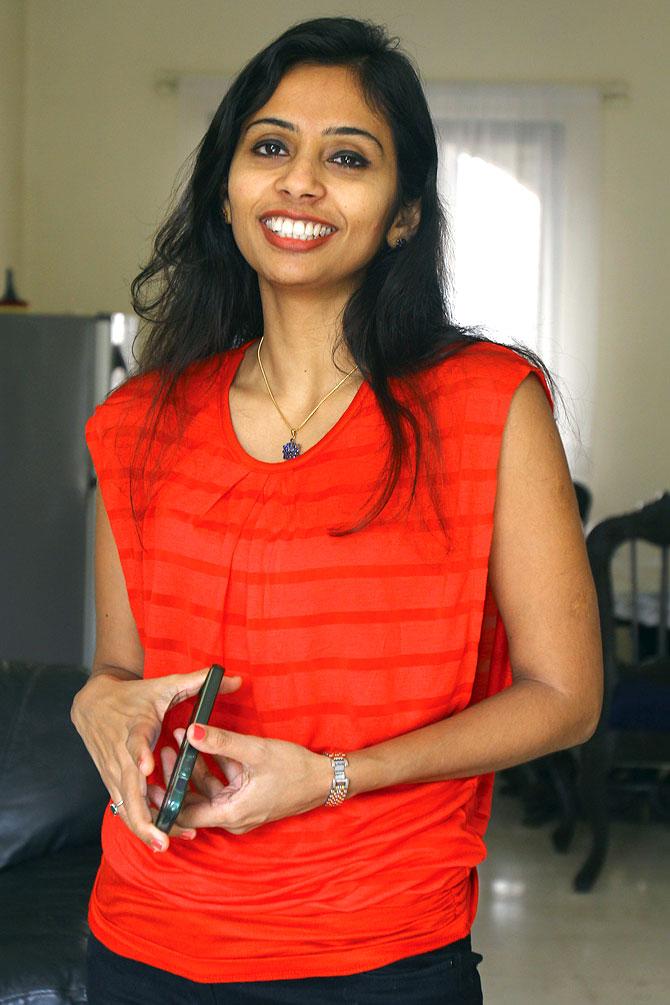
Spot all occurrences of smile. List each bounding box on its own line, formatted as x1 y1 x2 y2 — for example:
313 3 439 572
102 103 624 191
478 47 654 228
262 216 336 239
259 216 337 252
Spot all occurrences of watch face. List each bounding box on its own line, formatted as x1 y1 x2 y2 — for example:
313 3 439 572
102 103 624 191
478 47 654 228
332 758 348 782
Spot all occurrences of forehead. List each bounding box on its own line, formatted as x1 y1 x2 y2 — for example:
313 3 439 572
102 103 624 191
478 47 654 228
244 64 391 140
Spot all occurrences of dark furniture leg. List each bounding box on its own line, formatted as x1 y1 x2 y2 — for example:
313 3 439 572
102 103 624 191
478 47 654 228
574 728 611 892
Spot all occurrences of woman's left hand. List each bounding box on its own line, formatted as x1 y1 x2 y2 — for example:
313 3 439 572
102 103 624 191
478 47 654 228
147 724 334 835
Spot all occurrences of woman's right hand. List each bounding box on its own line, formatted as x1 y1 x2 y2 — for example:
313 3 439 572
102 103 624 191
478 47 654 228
70 666 243 852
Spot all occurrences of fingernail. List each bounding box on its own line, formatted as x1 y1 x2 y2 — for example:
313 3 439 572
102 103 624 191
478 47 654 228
151 839 165 852
191 724 206 740
178 831 196 840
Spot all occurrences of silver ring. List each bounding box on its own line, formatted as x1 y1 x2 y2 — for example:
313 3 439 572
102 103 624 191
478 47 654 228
109 799 124 815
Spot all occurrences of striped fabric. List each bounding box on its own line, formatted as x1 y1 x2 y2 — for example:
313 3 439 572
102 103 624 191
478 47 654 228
85 338 553 983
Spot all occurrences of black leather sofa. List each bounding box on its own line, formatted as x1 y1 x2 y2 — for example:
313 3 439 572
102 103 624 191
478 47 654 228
0 662 108 1004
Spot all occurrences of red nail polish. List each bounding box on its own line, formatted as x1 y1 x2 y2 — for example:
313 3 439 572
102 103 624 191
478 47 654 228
151 839 164 852
191 724 205 740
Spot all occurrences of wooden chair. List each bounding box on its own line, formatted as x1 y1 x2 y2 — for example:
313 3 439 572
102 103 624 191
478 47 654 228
571 490 670 891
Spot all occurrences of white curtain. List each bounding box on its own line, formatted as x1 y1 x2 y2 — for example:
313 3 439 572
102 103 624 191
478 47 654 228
424 83 602 480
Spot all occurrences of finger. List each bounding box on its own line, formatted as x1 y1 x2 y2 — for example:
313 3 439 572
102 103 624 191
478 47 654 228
150 806 196 841
108 752 149 821
127 665 242 775
158 667 244 718
170 723 240 782
124 667 244 829
146 784 197 841
191 761 221 797
118 756 172 852
160 744 178 787
217 673 244 695
215 756 245 788
110 793 167 850
173 728 227 799
186 723 256 764
158 742 211 826
146 782 164 809
135 669 244 776
177 786 240 831
125 718 161 779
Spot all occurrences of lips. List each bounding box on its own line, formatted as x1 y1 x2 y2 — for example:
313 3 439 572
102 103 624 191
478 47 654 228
259 219 337 252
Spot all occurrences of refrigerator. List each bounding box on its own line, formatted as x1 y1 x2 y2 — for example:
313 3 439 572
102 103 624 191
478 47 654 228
0 312 137 671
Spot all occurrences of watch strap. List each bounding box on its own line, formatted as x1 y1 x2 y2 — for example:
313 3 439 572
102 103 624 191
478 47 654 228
323 751 350 807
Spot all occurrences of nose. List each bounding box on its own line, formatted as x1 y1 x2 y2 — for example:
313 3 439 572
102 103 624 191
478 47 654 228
275 150 327 201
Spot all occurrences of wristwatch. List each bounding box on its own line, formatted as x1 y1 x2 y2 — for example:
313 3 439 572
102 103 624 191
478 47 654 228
323 752 350 807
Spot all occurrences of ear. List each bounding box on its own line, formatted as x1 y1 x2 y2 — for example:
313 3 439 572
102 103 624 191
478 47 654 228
386 198 421 248
222 195 231 223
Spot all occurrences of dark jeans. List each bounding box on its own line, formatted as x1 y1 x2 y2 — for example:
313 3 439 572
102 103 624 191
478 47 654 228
86 931 484 1004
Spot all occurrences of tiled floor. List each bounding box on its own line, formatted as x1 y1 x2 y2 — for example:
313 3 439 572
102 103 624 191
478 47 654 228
471 780 670 1003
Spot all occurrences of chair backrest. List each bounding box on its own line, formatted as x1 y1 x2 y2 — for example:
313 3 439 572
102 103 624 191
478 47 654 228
573 481 593 525
586 491 670 722
0 661 108 869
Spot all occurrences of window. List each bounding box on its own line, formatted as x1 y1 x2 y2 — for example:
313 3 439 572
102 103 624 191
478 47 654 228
425 82 603 477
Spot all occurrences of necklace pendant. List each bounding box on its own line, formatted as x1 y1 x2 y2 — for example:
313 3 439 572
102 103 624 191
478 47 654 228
282 435 301 460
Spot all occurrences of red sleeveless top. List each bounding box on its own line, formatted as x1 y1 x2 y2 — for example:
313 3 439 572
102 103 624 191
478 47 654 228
84 338 553 983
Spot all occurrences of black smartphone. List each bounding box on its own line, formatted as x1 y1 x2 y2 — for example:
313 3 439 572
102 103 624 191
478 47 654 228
155 663 225 834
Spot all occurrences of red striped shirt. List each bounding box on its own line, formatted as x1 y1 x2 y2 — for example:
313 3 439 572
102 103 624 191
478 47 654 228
85 337 553 982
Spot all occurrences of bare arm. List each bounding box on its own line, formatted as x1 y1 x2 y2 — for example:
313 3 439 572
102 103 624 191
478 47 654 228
344 372 603 793
71 488 242 848
88 487 145 683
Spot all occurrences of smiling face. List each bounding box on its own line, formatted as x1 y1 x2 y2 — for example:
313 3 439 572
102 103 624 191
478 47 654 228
223 63 419 293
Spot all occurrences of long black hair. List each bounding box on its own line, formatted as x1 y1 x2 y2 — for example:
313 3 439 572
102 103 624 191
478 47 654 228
124 15 559 541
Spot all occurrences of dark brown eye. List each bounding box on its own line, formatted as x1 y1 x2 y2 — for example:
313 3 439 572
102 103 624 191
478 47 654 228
253 141 286 158
331 152 369 169
252 141 369 170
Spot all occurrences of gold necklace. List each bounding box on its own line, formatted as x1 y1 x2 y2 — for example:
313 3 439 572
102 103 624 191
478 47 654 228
256 335 360 460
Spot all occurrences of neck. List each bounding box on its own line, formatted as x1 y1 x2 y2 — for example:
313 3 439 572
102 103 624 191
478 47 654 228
255 281 360 400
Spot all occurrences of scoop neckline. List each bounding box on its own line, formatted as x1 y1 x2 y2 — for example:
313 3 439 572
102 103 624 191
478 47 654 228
220 338 372 472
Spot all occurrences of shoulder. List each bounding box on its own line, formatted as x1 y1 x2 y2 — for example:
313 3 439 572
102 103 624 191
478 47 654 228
432 338 547 387
420 339 554 416
85 353 227 445
86 370 158 440
84 354 230 486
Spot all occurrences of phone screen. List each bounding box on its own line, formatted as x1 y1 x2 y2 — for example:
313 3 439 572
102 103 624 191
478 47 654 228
155 664 225 833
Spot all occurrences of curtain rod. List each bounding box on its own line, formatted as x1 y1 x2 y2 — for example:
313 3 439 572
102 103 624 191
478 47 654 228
154 74 630 102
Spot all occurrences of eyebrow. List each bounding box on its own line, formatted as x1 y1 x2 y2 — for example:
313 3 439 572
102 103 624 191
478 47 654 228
243 117 384 155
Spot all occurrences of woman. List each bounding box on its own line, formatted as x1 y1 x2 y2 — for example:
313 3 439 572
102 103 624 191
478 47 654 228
72 15 603 1004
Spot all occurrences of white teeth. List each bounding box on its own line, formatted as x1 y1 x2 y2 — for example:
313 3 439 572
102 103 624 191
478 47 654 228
262 216 335 240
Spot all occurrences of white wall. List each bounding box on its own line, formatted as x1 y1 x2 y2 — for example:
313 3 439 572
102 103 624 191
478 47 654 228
3 0 670 523
0 0 25 282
